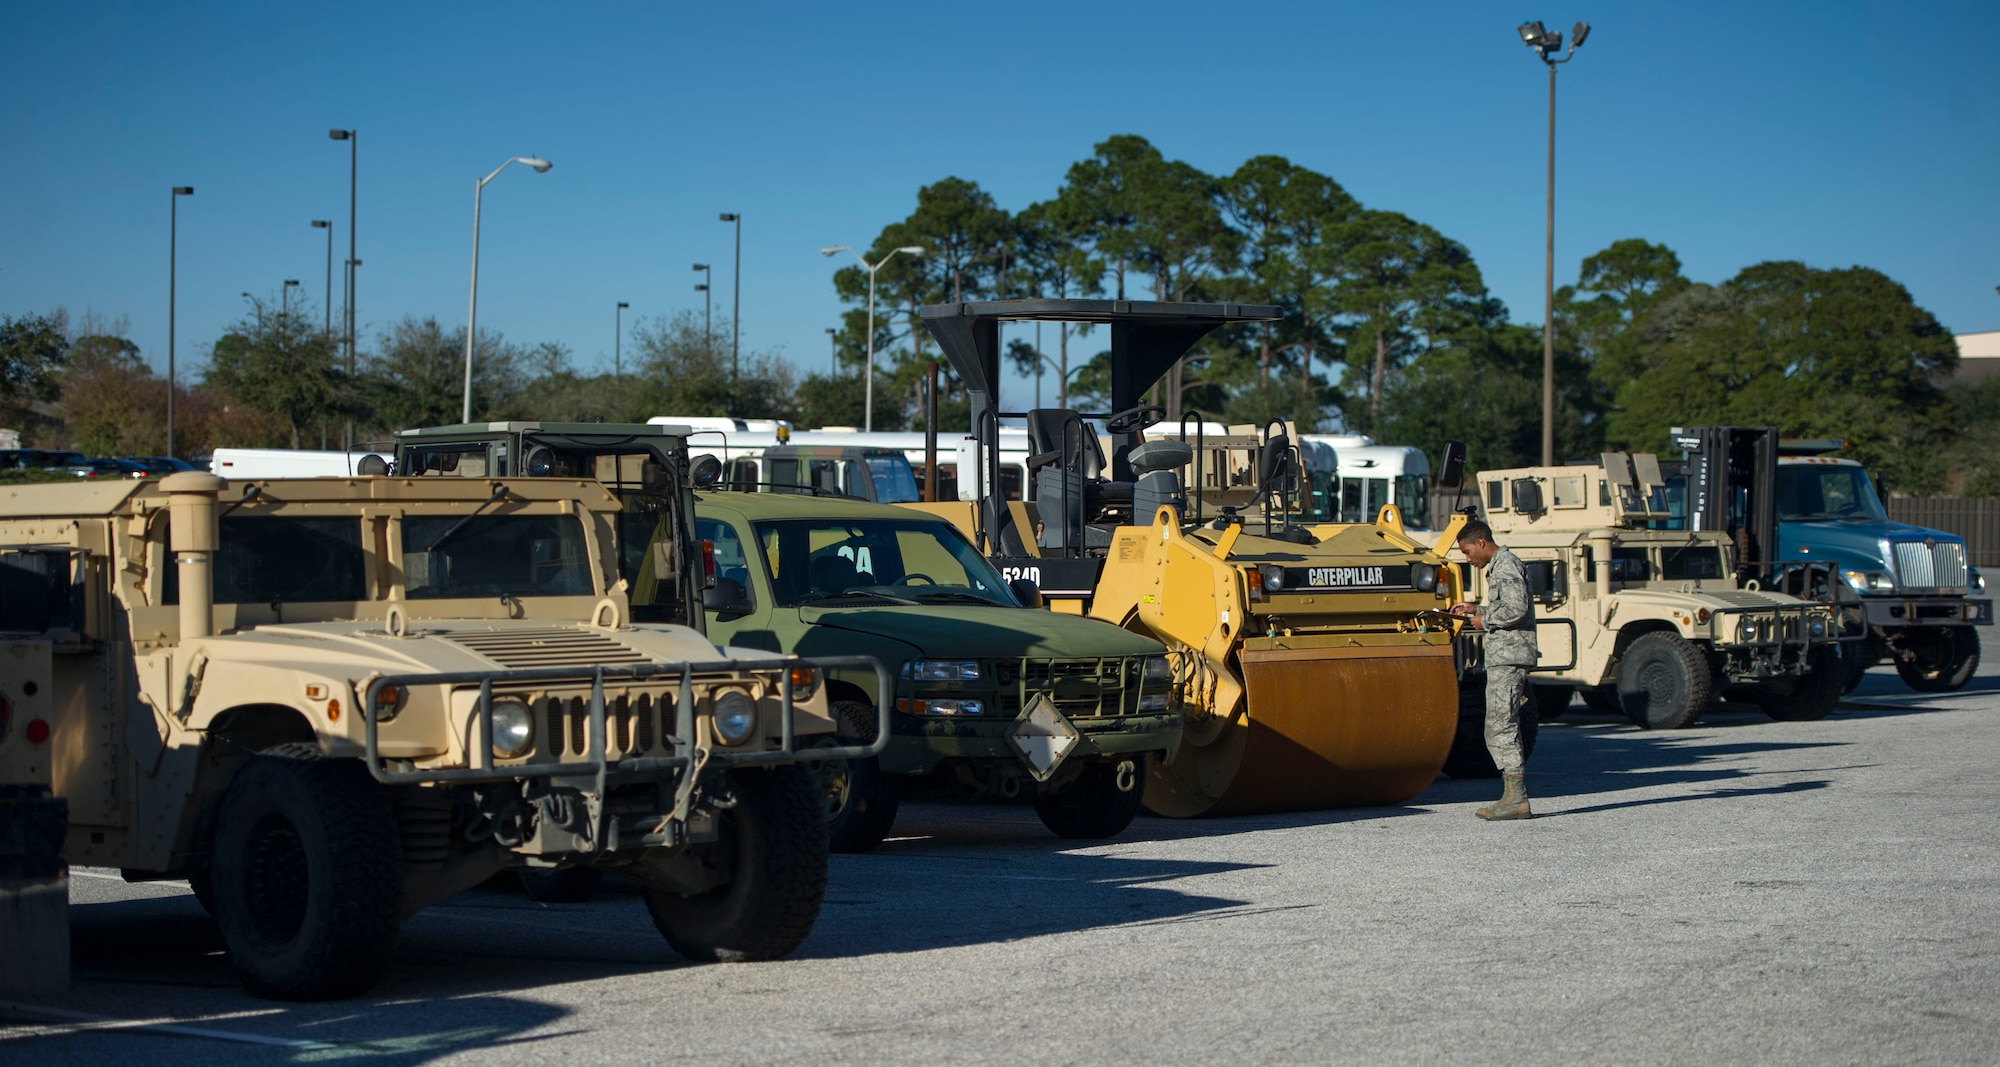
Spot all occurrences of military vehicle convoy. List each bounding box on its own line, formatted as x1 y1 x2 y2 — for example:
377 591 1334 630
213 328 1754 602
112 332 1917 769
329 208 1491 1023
914 299 1474 816
692 489 1175 851
1470 453 1844 728
0 461 887 1000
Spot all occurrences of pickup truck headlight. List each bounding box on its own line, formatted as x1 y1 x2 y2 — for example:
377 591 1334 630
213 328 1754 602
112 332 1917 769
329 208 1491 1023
897 698 985 716
1843 570 1894 593
490 699 535 759
712 689 756 745
902 659 981 681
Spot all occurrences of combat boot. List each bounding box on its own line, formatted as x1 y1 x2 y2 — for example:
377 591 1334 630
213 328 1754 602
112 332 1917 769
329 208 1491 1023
1475 771 1531 821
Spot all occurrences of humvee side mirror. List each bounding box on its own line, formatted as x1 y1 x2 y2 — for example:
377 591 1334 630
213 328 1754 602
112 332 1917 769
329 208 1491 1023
690 455 723 489
1008 578 1044 610
1437 440 1467 490
701 576 750 613
356 454 390 476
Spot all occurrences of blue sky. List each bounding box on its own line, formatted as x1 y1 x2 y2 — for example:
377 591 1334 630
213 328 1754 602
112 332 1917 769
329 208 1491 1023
4 0 1996 413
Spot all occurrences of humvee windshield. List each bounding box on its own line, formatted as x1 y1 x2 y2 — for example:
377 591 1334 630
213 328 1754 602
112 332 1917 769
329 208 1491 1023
404 515 594 599
165 517 367 604
751 518 1016 607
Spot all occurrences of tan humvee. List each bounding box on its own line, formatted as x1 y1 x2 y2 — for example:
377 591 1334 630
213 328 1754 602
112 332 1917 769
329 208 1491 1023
1466 453 1842 729
0 472 887 1000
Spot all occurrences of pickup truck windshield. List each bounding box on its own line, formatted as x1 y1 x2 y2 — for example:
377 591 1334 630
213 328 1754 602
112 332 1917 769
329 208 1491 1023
753 518 1016 607
403 515 594 599
1777 465 1888 522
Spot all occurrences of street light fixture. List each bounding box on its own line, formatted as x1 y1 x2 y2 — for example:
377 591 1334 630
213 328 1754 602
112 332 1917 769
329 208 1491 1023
283 279 301 317
693 263 712 356
718 214 741 401
821 244 925 431
1518 17 1591 466
167 186 193 458
616 301 630 377
462 155 554 423
310 220 333 333
329 129 357 448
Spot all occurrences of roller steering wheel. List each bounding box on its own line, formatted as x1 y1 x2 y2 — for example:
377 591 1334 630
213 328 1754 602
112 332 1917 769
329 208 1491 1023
1104 404 1166 435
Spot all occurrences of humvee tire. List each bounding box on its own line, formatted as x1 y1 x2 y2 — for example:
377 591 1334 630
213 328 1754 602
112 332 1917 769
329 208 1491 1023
520 866 604 903
1441 681 1540 778
1895 627 1980 693
1839 642 1871 694
646 764 828 962
1580 685 1621 716
817 700 898 854
1758 646 1844 721
210 745 403 1001
1616 632 1711 730
1533 685 1574 722
1034 760 1143 839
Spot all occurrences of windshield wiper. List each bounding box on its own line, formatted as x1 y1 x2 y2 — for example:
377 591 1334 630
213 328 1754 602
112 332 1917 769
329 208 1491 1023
798 589 918 606
420 485 511 553
911 590 1006 605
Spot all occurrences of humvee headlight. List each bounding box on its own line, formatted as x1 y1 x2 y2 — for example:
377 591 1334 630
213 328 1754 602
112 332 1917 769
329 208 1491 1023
372 684 407 723
1808 616 1827 637
712 689 757 745
490 699 535 759
903 659 980 682
1411 562 1439 592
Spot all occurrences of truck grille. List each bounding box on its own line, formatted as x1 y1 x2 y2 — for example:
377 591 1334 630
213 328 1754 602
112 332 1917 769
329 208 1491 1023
448 628 650 669
542 692 674 759
994 656 1138 718
1892 541 1967 594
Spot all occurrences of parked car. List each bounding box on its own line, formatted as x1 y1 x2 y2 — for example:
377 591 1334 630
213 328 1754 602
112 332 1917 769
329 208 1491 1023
63 457 150 479
124 455 202 474
0 449 86 470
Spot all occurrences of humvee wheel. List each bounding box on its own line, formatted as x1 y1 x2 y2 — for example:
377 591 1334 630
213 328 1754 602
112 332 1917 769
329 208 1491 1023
1034 759 1144 839
1533 685 1575 722
520 866 604 903
210 744 402 1000
815 699 898 854
187 868 216 915
1839 642 1872 694
1616 632 1711 730
1757 646 1844 722
1895 628 1980 693
1441 679 1540 778
1580 686 1622 716
645 765 828 962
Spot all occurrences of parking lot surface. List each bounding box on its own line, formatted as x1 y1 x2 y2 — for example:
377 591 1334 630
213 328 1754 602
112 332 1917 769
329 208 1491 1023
5 663 1997 1066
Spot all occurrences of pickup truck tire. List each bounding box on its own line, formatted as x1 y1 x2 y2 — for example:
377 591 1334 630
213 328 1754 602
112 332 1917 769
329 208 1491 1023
818 700 898 854
210 744 403 1001
1616 632 1711 730
1758 646 1844 721
1034 759 1144 838
645 764 828 963
1442 677 1540 778
519 866 604 903
1895 627 1980 693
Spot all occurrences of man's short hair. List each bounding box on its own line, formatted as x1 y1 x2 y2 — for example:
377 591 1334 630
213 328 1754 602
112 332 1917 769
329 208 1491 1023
1457 519 1494 545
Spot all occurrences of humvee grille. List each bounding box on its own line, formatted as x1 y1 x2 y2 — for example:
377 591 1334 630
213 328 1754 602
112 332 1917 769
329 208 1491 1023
449 628 650 669
544 692 672 758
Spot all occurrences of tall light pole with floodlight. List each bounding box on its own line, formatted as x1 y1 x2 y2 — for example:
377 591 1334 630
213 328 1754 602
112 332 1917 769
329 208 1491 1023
825 327 837 376
717 214 741 397
462 155 553 423
615 301 629 377
693 263 712 356
1518 18 1590 466
167 186 193 458
329 129 357 448
283 279 301 317
310 220 333 332
820 244 924 431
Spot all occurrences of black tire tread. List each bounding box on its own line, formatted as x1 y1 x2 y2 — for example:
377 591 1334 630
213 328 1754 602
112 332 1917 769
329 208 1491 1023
1617 631 1711 730
1759 646 1844 721
1034 760 1144 839
212 743 402 1000
646 765 828 963
1895 628 1980 693
823 700 898 854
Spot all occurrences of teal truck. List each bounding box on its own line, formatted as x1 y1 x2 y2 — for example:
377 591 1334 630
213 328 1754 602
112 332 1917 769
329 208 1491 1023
693 489 1178 851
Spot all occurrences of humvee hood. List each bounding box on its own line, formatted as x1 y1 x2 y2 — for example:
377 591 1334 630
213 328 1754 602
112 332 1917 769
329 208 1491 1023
202 619 726 678
802 605 1163 660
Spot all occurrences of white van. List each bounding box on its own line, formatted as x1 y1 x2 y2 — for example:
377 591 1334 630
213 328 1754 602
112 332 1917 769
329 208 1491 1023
209 448 392 479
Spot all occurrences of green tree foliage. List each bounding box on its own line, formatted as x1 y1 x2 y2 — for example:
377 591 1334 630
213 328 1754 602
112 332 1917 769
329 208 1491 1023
205 299 346 449
0 311 69 438
61 333 163 456
1330 211 1495 433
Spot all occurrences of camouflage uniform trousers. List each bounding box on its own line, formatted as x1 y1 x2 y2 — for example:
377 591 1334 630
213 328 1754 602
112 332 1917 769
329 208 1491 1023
1484 663 1531 774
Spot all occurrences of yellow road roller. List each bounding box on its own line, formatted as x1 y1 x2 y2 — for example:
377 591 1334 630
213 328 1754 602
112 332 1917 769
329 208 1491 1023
910 299 1471 816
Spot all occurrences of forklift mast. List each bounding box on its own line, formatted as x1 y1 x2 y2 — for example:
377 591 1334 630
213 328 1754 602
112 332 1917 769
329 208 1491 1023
1670 426 1779 583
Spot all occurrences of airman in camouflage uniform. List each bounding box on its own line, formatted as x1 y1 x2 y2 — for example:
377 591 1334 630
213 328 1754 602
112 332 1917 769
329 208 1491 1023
1451 519 1536 820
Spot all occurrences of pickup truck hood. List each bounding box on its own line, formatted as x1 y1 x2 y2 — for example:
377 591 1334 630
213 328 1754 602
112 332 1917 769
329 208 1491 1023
800 604 1164 660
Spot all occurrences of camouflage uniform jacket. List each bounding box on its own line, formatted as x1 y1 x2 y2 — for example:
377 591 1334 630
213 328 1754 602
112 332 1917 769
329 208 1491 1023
1482 545 1539 667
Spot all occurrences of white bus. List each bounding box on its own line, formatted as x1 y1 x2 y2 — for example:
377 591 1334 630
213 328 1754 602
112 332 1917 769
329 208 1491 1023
1302 434 1434 532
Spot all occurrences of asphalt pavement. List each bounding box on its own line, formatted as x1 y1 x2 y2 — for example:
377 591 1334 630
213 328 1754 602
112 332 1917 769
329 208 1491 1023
5 661 1997 1066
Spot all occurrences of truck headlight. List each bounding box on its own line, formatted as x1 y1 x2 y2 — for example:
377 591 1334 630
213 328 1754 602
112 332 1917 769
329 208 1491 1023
1259 564 1286 593
490 699 535 759
1411 562 1439 592
1138 655 1173 711
712 689 756 745
902 659 981 681
1975 571 1987 594
1808 616 1827 637
1843 570 1894 592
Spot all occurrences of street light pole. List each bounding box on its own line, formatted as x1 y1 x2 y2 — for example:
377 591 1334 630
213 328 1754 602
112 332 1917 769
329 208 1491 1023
825 327 836 377
615 301 629 377
821 244 925 432
718 214 741 400
462 155 554 423
311 220 332 333
1518 19 1590 466
692 263 711 356
329 129 356 448
168 186 193 458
